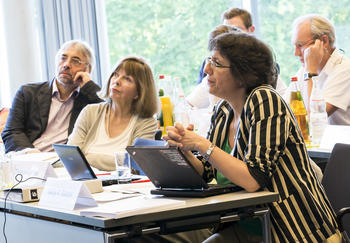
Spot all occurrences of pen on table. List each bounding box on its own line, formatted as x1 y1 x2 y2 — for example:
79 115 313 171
96 172 112 176
132 179 151 183
51 159 61 166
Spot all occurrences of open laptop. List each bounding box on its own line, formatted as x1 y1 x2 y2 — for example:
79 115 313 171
126 145 242 197
53 144 124 186
130 138 167 176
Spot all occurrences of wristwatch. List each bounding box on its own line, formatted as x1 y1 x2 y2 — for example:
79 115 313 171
303 72 318 81
202 143 216 161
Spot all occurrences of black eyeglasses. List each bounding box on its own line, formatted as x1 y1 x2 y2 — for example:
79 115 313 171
58 55 88 67
206 57 231 69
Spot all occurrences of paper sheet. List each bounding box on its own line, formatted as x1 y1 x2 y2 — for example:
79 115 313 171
80 196 185 218
320 125 350 150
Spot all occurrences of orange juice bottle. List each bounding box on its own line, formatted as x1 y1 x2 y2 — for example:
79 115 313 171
289 77 310 144
159 96 173 135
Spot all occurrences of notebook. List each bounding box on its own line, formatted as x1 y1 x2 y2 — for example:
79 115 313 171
52 144 125 186
126 145 242 197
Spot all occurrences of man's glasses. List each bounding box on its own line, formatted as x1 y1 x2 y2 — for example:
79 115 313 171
58 55 88 67
206 57 231 69
295 39 315 50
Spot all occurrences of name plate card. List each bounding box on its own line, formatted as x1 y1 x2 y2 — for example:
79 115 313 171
11 160 57 187
39 178 97 210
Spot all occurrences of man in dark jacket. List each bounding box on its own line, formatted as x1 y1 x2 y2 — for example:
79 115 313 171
2 40 103 153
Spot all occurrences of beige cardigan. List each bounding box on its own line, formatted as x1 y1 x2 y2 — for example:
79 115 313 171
68 102 157 171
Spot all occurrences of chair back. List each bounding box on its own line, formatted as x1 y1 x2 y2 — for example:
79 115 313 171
155 129 162 140
322 143 350 236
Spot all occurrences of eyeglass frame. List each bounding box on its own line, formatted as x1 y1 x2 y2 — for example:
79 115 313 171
58 54 89 67
206 56 232 69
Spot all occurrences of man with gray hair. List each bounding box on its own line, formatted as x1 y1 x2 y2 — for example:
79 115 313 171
291 14 350 125
2 40 103 153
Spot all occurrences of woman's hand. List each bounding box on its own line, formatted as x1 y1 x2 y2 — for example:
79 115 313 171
163 123 206 152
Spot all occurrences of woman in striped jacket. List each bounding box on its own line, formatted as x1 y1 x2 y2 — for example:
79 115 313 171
164 31 340 242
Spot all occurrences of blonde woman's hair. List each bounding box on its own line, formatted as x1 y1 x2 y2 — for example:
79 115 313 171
101 56 159 118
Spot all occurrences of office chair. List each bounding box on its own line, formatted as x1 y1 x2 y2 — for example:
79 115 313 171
322 143 350 242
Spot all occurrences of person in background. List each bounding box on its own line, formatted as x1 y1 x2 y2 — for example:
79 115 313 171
68 56 158 171
288 14 350 125
165 31 340 242
186 7 287 109
1 40 102 153
196 7 255 85
0 108 9 138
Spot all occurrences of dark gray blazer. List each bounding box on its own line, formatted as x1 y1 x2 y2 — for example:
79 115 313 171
1 80 103 152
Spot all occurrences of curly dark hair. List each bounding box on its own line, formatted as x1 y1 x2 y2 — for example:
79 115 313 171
209 32 277 93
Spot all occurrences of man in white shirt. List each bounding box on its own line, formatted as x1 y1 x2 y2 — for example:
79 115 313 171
187 7 287 109
290 14 350 125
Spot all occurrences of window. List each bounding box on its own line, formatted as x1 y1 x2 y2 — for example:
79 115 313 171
252 0 350 83
105 0 241 94
0 4 10 108
105 1 350 93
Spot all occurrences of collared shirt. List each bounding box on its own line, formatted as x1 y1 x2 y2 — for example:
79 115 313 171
33 81 79 152
292 49 350 125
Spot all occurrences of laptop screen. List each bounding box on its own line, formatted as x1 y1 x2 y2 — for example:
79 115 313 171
126 145 209 190
53 144 97 181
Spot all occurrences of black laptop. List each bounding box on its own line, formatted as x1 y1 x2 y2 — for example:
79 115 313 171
53 144 125 186
126 145 242 197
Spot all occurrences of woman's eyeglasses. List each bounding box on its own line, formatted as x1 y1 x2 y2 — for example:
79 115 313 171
206 57 231 69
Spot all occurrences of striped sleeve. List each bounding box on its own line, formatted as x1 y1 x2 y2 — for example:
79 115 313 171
243 88 290 189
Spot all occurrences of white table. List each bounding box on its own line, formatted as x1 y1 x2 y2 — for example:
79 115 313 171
0 183 278 243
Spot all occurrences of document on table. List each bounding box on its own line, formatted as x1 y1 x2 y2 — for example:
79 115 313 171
80 196 185 218
11 152 59 164
92 191 140 202
320 125 350 150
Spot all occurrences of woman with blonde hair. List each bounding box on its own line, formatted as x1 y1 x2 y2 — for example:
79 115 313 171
68 56 158 171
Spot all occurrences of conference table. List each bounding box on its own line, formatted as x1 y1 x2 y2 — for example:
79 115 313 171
0 183 278 243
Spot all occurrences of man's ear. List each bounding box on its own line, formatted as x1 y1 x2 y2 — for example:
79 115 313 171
248 25 255 34
320 34 329 47
86 64 92 73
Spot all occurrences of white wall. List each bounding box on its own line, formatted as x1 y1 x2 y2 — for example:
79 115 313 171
0 0 42 107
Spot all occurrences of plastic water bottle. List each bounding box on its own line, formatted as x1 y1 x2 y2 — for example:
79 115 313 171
157 74 172 98
174 95 190 128
309 76 328 145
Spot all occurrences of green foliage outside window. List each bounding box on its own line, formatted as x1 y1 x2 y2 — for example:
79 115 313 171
106 0 350 94
105 0 240 94
257 0 350 83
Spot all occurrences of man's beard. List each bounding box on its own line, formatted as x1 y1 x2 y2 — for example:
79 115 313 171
56 75 76 88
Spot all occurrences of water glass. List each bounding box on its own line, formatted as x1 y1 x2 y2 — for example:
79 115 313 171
114 151 131 180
